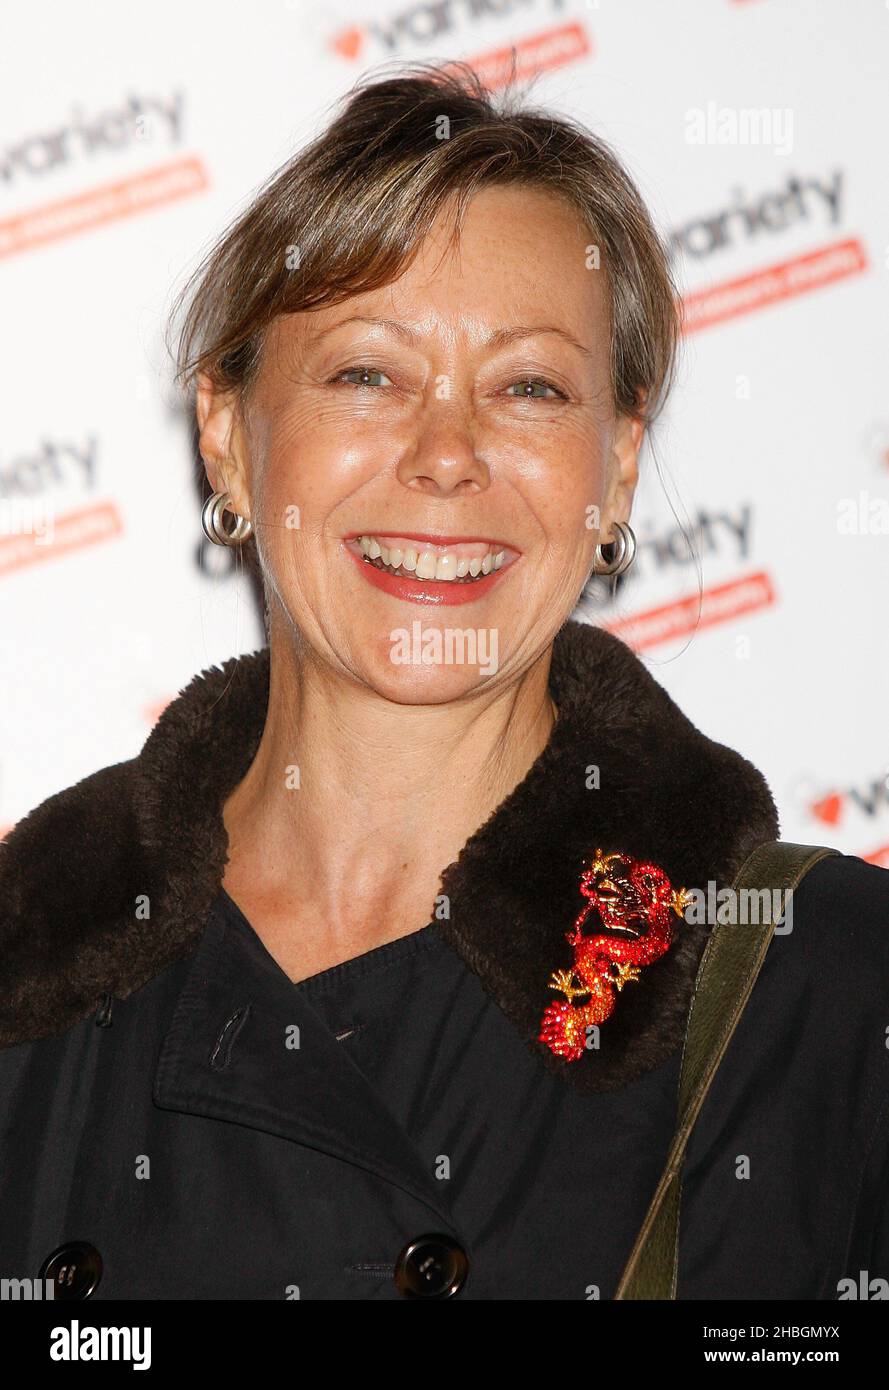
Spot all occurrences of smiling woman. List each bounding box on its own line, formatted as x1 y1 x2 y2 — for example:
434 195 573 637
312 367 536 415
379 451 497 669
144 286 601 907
0 60 887 1307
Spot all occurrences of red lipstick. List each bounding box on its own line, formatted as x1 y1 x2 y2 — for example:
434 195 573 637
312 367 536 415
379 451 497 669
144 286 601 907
343 535 518 607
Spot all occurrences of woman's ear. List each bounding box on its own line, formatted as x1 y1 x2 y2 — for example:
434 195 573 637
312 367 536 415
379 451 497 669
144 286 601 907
599 410 645 541
195 370 253 522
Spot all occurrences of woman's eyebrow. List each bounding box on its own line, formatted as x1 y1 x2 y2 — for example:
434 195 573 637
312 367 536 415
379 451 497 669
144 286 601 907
485 324 594 359
305 315 594 358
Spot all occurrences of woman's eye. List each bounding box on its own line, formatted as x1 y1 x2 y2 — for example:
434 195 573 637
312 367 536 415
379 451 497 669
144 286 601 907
506 378 565 400
332 369 565 398
335 367 393 388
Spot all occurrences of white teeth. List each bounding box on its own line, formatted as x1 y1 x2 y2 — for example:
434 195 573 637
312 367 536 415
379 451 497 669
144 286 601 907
355 536 511 583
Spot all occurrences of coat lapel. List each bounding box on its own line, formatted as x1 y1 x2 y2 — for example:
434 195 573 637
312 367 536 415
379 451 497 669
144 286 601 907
152 896 458 1227
0 620 779 1093
437 621 779 1092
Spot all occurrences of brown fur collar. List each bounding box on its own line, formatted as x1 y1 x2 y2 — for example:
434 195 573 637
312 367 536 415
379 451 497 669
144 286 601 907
0 620 779 1091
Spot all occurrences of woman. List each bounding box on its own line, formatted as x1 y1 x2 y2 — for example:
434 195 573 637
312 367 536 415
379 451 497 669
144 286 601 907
1 62 887 1303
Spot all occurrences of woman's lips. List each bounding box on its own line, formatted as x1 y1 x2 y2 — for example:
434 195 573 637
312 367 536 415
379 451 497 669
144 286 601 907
343 533 519 606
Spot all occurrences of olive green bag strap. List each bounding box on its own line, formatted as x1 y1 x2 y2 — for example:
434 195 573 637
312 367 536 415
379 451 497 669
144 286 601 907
613 839 840 1300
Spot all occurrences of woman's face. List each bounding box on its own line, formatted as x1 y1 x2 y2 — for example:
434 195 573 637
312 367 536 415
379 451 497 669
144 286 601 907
200 183 643 700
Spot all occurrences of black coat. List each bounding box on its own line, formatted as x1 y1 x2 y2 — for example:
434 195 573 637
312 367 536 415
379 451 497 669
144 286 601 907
1 621 887 1300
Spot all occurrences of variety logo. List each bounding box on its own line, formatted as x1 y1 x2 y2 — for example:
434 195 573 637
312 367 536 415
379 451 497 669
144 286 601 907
667 170 868 334
667 172 843 265
602 571 776 651
329 0 565 60
629 504 753 579
794 770 889 865
680 238 868 335
0 436 98 496
807 774 889 828
0 435 123 577
595 503 776 650
0 90 208 260
0 92 184 187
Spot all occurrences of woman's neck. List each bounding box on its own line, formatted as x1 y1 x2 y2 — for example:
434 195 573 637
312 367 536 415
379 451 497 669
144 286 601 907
221 628 557 975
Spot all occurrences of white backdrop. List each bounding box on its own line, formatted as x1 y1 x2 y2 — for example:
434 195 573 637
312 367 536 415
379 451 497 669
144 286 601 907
1 0 887 863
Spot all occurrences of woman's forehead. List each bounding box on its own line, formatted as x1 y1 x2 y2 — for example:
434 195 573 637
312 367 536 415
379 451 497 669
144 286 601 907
270 197 608 360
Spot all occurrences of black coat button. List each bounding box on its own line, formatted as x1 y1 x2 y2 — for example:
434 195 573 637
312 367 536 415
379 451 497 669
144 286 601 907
394 1234 468 1298
38 1242 103 1299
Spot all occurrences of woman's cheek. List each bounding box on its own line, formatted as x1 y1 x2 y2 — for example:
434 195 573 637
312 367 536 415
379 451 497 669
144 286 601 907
538 463 603 559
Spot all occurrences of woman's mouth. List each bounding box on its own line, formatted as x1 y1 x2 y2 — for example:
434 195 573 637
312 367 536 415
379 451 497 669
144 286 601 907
344 532 520 606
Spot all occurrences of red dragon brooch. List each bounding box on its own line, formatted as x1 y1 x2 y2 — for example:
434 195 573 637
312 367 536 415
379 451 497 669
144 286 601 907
538 848 693 1062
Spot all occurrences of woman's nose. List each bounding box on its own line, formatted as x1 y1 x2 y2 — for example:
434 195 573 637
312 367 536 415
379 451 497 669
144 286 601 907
394 402 491 497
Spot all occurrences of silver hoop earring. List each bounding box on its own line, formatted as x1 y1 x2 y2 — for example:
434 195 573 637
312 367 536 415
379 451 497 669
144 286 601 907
591 520 636 577
201 491 253 547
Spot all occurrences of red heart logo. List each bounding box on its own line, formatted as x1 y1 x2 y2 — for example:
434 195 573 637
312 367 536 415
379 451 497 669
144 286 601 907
811 792 843 825
330 26 363 60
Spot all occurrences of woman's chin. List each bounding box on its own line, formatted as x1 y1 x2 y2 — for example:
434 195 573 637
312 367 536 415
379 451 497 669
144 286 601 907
350 637 504 705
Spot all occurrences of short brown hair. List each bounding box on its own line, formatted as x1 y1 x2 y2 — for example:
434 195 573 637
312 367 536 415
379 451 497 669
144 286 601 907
172 59 679 425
